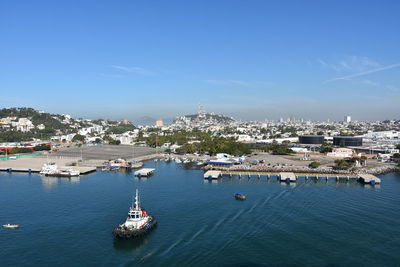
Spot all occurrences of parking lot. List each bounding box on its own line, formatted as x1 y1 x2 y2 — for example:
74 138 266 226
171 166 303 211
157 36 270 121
49 144 156 161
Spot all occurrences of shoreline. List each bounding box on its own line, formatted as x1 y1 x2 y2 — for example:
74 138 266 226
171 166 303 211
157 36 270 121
203 164 400 176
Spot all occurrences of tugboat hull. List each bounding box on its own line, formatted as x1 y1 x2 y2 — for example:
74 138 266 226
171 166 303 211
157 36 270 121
113 217 157 239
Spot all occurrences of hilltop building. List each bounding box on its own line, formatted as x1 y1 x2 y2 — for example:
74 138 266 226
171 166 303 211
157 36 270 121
156 120 163 127
15 118 34 132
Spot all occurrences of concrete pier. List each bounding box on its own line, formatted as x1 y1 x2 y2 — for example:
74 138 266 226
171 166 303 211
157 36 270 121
359 174 381 184
279 172 297 182
0 166 96 175
216 170 380 185
204 170 222 179
134 168 155 177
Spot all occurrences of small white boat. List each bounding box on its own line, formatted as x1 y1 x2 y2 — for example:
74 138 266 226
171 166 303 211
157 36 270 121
175 158 182 164
3 224 19 229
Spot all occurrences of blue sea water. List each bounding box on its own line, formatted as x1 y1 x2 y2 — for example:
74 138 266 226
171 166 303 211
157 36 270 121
1 162 400 266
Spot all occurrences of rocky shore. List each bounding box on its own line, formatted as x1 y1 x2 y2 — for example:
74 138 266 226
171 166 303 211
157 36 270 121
205 164 400 176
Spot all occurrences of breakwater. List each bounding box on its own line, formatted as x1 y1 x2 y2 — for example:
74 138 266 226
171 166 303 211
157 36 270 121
205 164 400 175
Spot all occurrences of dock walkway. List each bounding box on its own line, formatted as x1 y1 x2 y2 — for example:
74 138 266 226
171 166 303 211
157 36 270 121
359 174 381 184
208 170 381 185
204 170 222 179
279 172 297 182
134 168 155 177
0 166 96 175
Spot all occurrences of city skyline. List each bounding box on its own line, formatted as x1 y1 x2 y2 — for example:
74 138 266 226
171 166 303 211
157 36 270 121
1 0 399 121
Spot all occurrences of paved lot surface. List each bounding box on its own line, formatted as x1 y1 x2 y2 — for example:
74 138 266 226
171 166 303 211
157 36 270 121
49 145 156 161
247 153 336 167
0 156 79 170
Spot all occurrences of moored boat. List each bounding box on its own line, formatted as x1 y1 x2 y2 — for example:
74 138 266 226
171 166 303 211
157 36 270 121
234 193 246 200
45 168 80 177
40 163 80 177
40 162 58 175
2 223 20 229
113 189 157 239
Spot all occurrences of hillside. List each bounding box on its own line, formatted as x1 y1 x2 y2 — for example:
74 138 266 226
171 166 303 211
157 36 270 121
0 107 78 142
173 113 235 124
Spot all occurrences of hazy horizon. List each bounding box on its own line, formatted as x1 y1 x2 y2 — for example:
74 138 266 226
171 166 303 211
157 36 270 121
1 1 399 121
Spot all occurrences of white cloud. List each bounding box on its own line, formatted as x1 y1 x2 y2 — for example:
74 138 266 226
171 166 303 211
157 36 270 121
99 73 126 78
111 65 156 75
205 80 273 87
359 80 380 87
386 85 400 92
325 63 400 83
319 56 381 73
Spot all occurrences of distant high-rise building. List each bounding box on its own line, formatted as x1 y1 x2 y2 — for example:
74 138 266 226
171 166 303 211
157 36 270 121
197 104 206 119
344 116 351 123
156 120 163 127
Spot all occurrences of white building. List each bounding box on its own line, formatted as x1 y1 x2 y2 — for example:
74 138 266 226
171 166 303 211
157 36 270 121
327 148 356 158
37 124 45 130
344 116 351 123
363 131 399 139
16 118 34 132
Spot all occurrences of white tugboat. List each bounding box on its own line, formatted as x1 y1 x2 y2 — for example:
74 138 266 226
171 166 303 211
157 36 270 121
113 189 157 239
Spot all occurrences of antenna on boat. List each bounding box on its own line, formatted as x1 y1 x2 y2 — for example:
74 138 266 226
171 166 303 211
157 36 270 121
134 189 139 210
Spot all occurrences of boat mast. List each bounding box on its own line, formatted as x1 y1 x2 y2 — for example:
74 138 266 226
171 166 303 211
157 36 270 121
134 189 140 210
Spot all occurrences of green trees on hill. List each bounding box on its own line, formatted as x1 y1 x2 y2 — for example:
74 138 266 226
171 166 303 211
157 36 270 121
103 135 120 145
309 161 321 168
140 131 211 147
106 124 136 134
0 107 77 142
139 131 251 156
109 139 121 145
34 144 51 151
72 134 85 142
176 137 251 156
334 159 357 170
320 142 332 153
251 143 294 155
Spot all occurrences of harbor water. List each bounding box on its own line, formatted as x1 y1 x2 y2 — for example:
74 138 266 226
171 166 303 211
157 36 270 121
1 161 400 266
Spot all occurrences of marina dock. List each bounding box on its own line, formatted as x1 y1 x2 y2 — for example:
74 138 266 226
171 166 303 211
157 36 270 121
134 168 155 177
359 174 381 184
206 170 381 185
0 166 97 175
204 170 222 179
279 172 297 182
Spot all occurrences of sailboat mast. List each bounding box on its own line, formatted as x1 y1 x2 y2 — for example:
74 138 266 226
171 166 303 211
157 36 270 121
135 189 140 210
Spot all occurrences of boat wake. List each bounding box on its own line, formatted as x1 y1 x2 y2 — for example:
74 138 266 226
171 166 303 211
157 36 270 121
229 208 246 223
138 250 156 263
185 225 207 245
159 235 184 257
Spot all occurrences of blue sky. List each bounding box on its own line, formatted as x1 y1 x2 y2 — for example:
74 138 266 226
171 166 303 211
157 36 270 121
1 0 399 121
